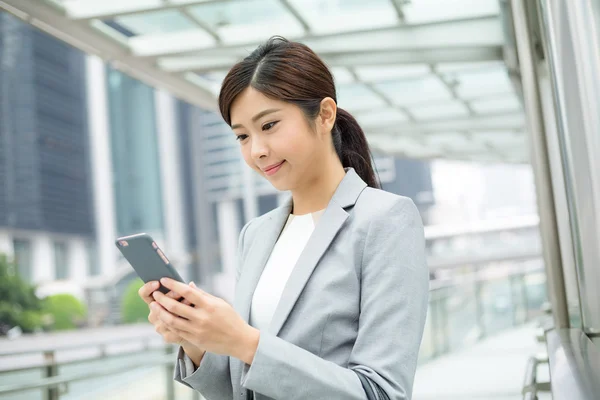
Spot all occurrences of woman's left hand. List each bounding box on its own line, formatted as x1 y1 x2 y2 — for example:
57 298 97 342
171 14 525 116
151 277 260 365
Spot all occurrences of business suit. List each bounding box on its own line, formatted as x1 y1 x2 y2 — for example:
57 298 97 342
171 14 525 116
174 167 429 400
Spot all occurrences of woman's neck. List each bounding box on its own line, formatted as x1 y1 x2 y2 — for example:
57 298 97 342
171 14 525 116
291 161 346 215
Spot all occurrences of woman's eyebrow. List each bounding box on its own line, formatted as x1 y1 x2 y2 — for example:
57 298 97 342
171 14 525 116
231 108 281 130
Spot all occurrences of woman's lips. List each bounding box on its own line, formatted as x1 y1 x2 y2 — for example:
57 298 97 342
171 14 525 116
263 161 285 176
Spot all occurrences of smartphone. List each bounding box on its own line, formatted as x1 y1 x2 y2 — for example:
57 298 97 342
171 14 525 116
115 233 185 294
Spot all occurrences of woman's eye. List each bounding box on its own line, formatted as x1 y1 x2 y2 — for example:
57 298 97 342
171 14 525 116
236 134 248 142
262 121 278 131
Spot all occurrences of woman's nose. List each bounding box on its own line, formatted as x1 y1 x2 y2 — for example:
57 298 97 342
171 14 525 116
250 136 269 159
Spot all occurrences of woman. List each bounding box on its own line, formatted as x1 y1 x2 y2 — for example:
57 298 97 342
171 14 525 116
138 36 429 400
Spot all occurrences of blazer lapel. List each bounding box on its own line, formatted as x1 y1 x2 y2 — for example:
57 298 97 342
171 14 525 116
234 200 292 323
268 168 368 336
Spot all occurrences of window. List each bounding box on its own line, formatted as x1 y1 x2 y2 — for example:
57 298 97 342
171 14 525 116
87 241 100 277
13 239 32 282
54 241 69 280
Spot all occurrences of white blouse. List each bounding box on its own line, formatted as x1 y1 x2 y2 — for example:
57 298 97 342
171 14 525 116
249 209 325 331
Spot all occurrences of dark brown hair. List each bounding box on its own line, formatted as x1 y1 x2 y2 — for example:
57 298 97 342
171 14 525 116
218 36 380 189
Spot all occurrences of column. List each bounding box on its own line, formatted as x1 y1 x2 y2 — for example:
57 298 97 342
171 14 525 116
154 90 188 268
0 230 14 259
241 159 258 223
68 237 89 284
215 199 242 303
32 234 54 284
86 55 118 278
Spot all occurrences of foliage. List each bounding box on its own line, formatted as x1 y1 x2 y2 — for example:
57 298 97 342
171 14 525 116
42 294 87 331
0 254 45 334
121 278 149 324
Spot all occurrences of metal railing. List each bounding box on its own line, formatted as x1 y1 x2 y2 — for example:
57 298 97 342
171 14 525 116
0 333 201 400
0 260 548 399
420 260 547 361
522 355 551 399
544 328 600 400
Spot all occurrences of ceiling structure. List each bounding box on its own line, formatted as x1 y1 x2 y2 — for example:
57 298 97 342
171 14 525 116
0 0 527 164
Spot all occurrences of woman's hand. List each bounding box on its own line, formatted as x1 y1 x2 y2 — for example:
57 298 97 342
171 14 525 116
138 281 204 356
151 278 260 365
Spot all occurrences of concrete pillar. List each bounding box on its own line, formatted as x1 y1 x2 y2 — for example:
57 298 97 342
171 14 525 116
32 234 54 284
214 199 242 303
154 90 188 268
86 55 118 278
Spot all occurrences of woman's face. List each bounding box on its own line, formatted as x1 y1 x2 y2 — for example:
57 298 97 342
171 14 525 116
229 87 334 192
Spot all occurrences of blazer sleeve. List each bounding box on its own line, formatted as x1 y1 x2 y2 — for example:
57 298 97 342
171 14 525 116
239 197 429 400
173 218 254 399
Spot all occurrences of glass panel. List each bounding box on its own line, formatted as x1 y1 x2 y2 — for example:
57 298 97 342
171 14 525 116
436 60 505 74
62 0 164 20
54 242 69 280
12 239 32 283
114 10 197 35
356 108 408 127
87 241 100 277
337 83 386 112
470 96 522 114
187 0 304 44
425 132 485 153
402 0 499 24
472 132 527 155
184 72 221 95
106 68 165 237
289 0 398 34
442 67 514 99
409 101 470 120
354 65 431 82
373 76 452 106
330 67 355 85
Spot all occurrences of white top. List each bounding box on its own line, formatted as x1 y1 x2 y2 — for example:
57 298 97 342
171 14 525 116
249 209 325 331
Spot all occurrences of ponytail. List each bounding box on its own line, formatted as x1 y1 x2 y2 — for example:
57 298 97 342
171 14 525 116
332 108 381 189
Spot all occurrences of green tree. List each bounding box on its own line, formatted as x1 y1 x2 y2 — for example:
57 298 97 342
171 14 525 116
121 278 149 324
43 294 87 331
0 254 45 334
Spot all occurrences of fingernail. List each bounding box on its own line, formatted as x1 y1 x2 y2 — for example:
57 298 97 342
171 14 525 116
160 278 168 284
150 302 157 309
190 281 196 288
152 281 159 289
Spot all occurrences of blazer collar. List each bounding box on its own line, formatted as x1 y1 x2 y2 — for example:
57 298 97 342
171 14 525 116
234 168 368 336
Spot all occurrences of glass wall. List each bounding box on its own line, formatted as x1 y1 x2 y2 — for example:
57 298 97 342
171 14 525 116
535 0 600 334
106 68 164 237
12 239 32 281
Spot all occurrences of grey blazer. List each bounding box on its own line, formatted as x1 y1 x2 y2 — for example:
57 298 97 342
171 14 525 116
174 168 429 400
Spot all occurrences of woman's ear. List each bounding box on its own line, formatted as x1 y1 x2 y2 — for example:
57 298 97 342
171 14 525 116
318 97 337 136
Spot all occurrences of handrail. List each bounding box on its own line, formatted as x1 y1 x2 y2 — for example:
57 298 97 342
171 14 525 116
522 355 550 399
0 349 176 395
0 327 157 357
0 342 165 374
545 328 600 399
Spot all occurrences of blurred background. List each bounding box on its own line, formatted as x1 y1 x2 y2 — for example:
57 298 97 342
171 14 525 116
0 0 598 399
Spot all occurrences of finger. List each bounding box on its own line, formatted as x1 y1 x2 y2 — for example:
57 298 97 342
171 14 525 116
160 278 206 305
138 281 160 304
153 302 191 332
155 322 180 344
166 290 181 299
152 291 195 320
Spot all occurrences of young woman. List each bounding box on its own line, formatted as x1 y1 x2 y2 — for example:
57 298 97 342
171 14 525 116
138 36 429 400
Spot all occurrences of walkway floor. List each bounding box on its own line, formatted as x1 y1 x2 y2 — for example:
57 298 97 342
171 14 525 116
413 323 551 400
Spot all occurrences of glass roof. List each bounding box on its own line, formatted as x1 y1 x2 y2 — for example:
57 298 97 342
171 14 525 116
5 0 526 164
